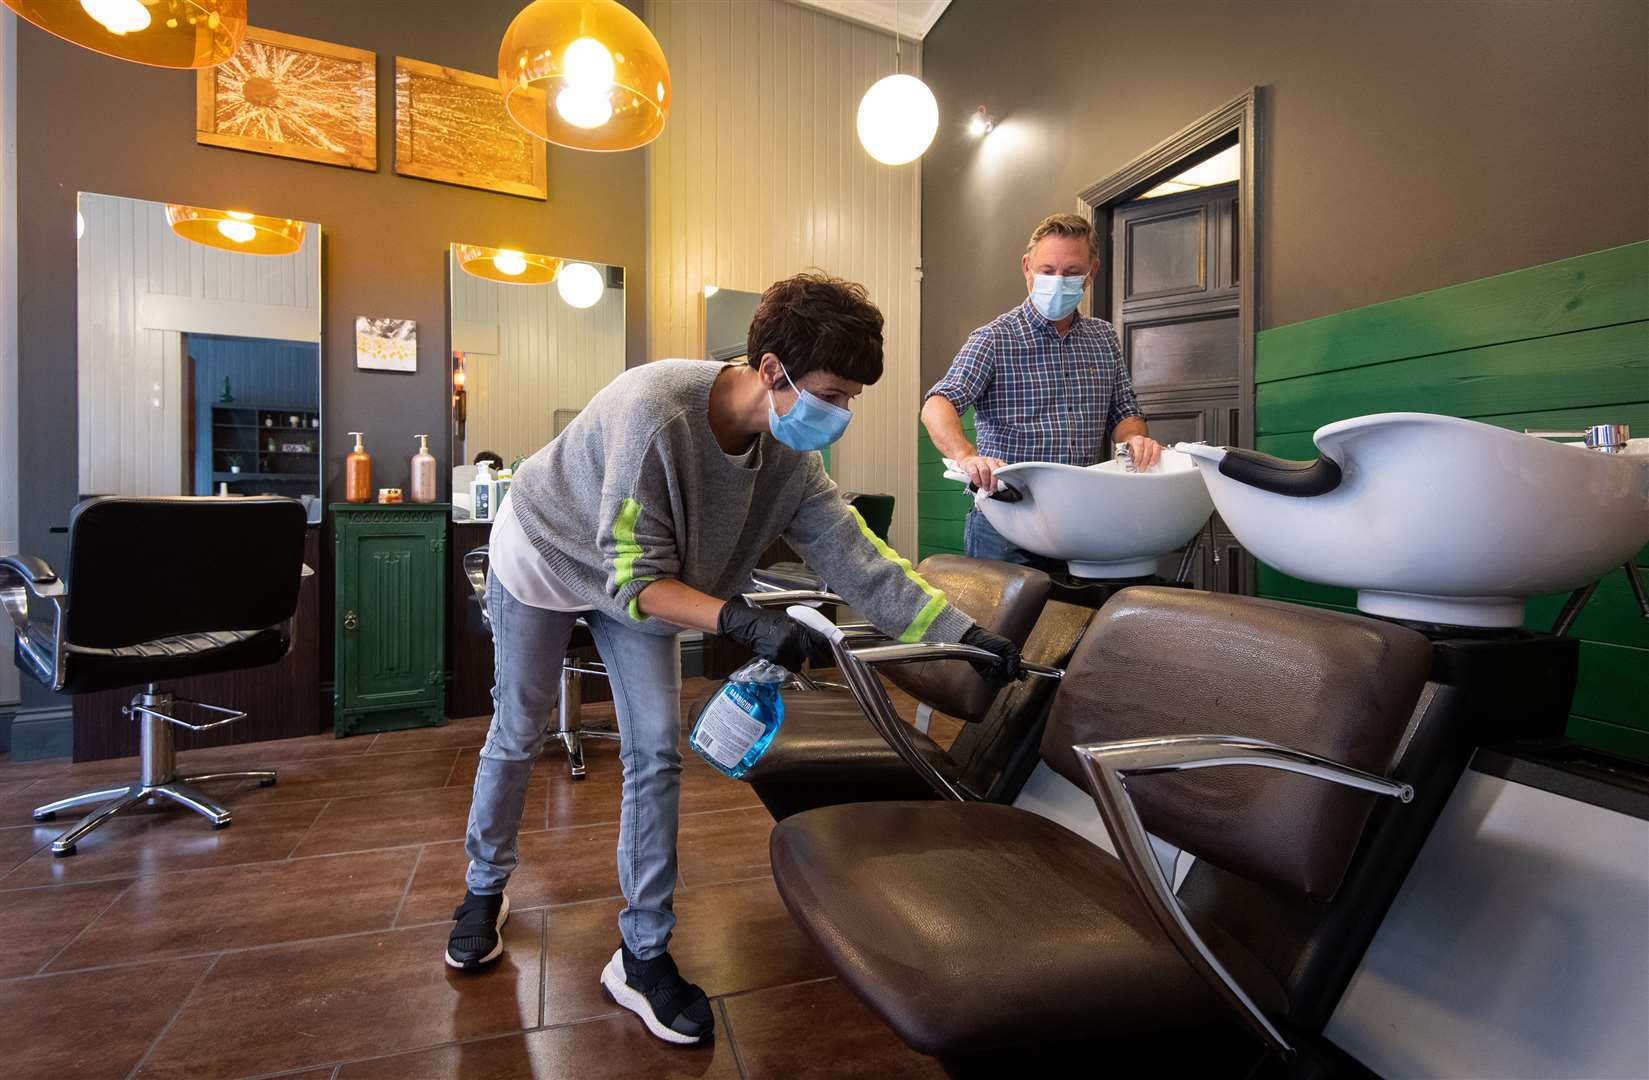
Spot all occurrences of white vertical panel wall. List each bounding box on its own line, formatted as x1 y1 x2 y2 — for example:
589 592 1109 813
75 194 319 496
645 0 924 556
450 266 626 464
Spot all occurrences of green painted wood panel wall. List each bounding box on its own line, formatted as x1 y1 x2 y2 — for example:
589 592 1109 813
917 411 975 560
1254 241 1649 761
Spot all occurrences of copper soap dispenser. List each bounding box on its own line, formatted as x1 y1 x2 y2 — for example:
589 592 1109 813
410 434 437 504
345 431 372 504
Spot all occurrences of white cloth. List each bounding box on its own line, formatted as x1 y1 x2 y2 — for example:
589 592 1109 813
487 492 589 612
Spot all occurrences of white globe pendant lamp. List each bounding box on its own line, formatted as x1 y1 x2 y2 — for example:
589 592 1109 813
856 2 937 166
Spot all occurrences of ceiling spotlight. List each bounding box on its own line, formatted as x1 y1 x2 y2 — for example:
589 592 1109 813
968 106 994 138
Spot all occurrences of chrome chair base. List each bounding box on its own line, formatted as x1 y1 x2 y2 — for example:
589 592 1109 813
556 663 619 780
29 685 276 856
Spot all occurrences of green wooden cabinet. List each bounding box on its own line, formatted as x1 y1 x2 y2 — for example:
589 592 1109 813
332 504 449 737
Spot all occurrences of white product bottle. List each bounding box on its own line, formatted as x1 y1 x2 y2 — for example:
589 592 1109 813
471 460 497 522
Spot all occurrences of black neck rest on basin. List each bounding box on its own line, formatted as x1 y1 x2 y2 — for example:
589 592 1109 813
1217 447 1343 497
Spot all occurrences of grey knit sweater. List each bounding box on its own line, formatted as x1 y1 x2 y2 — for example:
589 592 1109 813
509 359 974 642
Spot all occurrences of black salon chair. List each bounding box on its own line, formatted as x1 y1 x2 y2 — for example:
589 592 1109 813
770 587 1438 1071
2 497 308 856
731 556 1085 820
463 546 617 778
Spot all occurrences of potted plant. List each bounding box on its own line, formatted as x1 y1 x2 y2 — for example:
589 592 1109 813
227 454 242 475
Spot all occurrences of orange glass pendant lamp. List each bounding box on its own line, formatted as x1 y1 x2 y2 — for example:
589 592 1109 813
4 0 247 69
165 203 306 256
498 0 670 152
455 243 562 285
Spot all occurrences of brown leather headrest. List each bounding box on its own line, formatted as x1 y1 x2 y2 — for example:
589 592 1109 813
882 556 1051 723
1041 587 1432 902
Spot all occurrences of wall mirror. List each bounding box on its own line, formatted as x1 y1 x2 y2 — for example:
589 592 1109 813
448 243 626 520
76 192 324 521
704 286 761 361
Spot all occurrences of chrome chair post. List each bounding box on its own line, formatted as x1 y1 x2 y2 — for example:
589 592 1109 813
138 686 176 788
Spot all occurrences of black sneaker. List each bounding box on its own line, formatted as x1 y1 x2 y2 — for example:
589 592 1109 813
445 890 509 969
599 943 715 1044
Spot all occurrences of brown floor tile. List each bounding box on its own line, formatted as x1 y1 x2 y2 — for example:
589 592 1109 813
51 730 377 788
0 823 53 878
544 756 626 829
0 801 325 889
365 714 494 754
677 807 774 888
136 919 542 1080
0 755 71 782
219 747 463 808
0 956 211 1080
724 977 946 1079
50 848 419 971
541 896 626 1025
397 822 623 925
671 877 833 998
0 778 46 821
0 878 131 977
292 780 548 858
679 759 764 814
336 1014 738 1079
446 733 623 791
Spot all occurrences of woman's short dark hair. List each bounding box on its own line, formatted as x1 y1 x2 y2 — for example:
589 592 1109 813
746 272 884 385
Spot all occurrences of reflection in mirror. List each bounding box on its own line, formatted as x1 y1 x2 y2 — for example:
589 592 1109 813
704 285 761 361
449 244 625 521
76 192 323 521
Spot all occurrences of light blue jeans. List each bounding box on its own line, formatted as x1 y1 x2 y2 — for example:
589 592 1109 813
464 573 683 960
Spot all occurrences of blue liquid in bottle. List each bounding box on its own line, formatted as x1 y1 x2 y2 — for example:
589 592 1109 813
690 667 787 779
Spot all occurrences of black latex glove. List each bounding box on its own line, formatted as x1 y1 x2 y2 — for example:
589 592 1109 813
961 624 1021 686
716 601 834 672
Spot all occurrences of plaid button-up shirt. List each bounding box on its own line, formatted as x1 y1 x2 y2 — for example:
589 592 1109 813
926 300 1143 466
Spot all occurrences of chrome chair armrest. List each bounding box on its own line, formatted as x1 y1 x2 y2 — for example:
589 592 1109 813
846 640 1063 681
740 587 848 608
1072 734 1414 1058
1 555 69 691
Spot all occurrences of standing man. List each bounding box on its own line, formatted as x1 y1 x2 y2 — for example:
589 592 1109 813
921 212 1161 570
447 273 1020 1048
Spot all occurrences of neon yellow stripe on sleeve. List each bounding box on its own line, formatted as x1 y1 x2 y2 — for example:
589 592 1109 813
848 507 947 643
612 498 651 621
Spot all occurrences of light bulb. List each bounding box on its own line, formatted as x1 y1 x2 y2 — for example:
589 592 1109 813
968 107 994 138
556 87 613 130
557 262 604 309
217 218 257 244
563 37 615 93
80 0 151 35
703 285 719 298
857 74 939 166
492 249 528 276
226 210 254 221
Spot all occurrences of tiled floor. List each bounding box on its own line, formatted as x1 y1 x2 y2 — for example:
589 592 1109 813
0 677 957 1080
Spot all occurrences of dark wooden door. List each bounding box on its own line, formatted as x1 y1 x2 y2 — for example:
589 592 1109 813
1111 181 1246 592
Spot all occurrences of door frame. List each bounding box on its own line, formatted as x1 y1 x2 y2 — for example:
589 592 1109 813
1075 86 1263 453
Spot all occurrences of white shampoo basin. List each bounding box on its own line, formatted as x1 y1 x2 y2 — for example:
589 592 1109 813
1177 412 1649 628
945 450 1215 578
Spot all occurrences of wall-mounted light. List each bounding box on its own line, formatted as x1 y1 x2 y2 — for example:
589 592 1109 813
968 105 994 138
3 0 246 69
498 0 671 152
165 203 305 256
454 243 562 285
557 262 605 309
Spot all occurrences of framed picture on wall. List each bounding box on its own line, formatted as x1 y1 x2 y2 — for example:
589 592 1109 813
356 317 418 373
393 56 547 200
196 27 378 172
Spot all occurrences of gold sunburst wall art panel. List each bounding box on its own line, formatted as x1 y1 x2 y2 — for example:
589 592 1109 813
196 27 377 172
394 57 547 200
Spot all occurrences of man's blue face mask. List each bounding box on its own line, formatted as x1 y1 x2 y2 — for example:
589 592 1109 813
1029 272 1087 321
767 362 851 451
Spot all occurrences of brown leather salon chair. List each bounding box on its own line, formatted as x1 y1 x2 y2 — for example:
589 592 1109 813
733 556 1091 820
770 587 1436 1074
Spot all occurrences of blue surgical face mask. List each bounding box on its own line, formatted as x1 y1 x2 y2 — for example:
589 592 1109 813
1029 273 1087 321
767 362 852 451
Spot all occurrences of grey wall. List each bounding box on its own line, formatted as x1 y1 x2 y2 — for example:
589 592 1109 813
918 0 1649 386
15 0 647 712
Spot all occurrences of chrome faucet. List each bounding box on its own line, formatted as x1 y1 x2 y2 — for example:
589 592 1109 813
1524 423 1631 453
